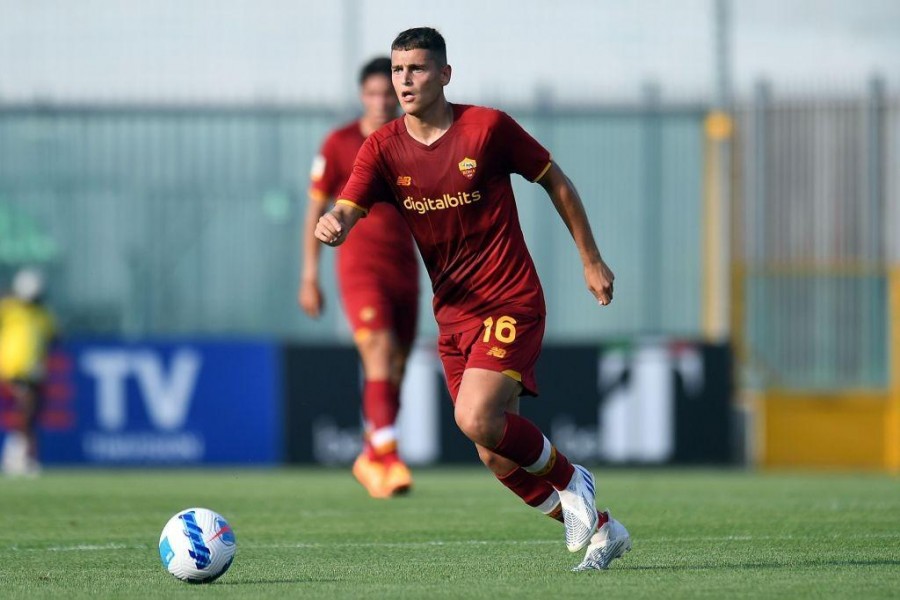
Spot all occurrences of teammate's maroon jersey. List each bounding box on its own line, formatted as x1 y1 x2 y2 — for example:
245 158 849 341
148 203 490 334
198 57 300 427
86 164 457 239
338 104 551 333
310 120 418 290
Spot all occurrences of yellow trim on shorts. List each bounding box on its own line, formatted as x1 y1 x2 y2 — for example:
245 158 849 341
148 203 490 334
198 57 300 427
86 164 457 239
532 160 553 183
336 199 369 215
502 369 523 382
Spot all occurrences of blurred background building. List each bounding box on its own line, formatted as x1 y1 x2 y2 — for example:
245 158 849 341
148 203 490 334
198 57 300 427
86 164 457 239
0 0 897 470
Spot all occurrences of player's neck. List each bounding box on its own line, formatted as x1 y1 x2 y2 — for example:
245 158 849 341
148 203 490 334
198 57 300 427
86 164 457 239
403 99 453 146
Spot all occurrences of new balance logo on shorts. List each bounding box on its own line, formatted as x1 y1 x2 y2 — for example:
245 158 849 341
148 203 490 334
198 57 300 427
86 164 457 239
487 346 507 358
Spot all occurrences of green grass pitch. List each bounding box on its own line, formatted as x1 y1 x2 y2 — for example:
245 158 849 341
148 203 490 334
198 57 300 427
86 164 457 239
1 468 898 598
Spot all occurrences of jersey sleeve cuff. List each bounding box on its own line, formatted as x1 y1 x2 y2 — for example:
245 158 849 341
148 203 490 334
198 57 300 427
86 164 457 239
531 160 553 183
336 199 369 216
308 188 329 203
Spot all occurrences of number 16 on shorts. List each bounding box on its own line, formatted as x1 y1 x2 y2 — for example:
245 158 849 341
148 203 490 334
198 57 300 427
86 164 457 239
475 313 543 396
482 315 517 344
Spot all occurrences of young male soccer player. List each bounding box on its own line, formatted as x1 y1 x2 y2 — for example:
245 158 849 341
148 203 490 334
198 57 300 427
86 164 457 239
315 28 631 570
300 57 419 499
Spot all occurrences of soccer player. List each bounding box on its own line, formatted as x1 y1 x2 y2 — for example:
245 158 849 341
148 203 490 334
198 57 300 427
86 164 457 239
0 268 56 477
300 57 420 499
315 28 632 570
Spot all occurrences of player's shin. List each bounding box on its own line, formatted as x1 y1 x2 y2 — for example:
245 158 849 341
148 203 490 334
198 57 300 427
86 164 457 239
496 466 561 517
492 413 575 490
492 413 599 551
363 380 401 464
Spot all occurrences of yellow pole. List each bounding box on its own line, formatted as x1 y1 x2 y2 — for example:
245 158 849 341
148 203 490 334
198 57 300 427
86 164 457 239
886 266 900 473
702 111 734 341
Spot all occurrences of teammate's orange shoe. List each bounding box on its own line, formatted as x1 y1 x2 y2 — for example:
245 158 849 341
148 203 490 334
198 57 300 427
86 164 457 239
352 454 389 499
382 460 413 497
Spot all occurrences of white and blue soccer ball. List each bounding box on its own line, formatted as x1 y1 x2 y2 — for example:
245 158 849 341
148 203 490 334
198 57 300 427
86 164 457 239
158 508 236 583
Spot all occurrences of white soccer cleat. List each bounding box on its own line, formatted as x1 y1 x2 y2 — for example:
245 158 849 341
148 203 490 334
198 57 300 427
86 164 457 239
558 464 599 552
572 511 632 571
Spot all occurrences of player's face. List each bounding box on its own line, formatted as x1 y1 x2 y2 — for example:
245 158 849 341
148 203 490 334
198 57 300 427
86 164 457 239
359 74 398 127
391 49 451 117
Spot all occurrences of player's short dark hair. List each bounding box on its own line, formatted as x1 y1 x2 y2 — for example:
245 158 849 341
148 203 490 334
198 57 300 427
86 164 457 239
358 57 392 85
391 27 447 66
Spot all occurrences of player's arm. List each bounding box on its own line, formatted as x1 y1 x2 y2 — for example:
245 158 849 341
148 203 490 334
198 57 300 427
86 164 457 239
299 193 331 317
316 136 382 247
316 135 382 248
315 200 365 247
537 161 615 306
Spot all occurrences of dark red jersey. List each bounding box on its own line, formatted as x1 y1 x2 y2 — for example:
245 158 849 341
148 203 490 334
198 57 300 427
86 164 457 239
309 120 418 291
338 104 551 333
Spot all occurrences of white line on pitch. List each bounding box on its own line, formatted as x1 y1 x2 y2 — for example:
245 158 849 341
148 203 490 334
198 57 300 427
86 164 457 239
5 531 900 553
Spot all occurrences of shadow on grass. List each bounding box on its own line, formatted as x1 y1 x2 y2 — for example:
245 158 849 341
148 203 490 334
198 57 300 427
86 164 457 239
617 558 900 572
219 576 341 585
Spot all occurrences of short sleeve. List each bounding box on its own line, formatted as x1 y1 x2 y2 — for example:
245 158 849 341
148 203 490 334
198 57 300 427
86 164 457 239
495 112 552 182
308 135 344 202
336 136 387 215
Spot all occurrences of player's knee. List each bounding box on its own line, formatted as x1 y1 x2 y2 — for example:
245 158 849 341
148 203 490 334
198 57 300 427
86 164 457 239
454 403 504 447
357 329 393 354
357 330 396 379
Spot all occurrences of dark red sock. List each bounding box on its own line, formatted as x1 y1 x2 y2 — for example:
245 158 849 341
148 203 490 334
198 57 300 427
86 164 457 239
597 510 609 528
496 467 556 508
362 380 400 463
363 380 399 429
492 413 575 491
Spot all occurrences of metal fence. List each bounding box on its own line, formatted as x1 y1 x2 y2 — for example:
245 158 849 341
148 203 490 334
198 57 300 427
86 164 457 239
0 102 706 341
733 82 897 389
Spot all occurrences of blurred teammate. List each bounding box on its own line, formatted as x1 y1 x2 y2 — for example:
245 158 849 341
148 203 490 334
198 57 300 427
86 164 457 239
0 268 56 476
300 57 420 499
315 28 631 570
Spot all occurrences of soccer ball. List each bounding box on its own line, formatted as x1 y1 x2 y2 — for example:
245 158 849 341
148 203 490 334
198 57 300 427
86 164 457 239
158 508 236 583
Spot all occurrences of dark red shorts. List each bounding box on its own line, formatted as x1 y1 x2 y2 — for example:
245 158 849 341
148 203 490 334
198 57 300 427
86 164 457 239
438 312 544 403
339 283 419 347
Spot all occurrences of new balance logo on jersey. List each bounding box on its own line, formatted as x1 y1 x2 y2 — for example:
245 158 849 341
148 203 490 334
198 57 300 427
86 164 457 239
403 191 482 215
397 176 412 186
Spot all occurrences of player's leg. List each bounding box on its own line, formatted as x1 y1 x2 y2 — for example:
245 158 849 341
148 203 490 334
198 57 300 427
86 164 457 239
340 283 406 498
352 327 400 498
357 326 418 498
473 394 561 521
357 328 400 460
2 380 41 476
376 340 415 496
452 314 599 552
19 381 41 465
479 400 626 570
454 368 577 488
480 399 613 526
376 293 420 495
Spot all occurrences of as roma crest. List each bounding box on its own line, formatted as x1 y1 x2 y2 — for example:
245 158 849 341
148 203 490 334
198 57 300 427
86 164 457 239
458 157 477 179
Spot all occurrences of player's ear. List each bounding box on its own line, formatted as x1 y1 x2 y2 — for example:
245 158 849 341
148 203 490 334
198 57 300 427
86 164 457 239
441 64 452 86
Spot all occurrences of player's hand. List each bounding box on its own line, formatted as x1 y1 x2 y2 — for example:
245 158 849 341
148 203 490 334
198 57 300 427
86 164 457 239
315 210 348 246
584 258 615 306
298 278 324 318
